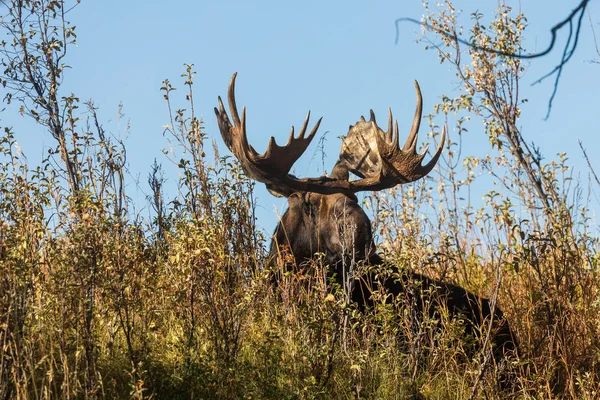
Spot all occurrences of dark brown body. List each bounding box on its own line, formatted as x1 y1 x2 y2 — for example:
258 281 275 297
267 192 517 361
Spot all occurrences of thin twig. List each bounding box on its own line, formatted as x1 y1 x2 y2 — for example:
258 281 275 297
396 0 591 118
578 140 600 188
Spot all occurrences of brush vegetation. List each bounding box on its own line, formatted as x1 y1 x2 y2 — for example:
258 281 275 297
1 1 599 398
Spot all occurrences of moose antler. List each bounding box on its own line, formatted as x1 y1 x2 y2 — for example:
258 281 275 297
336 81 446 190
215 73 323 196
215 73 446 197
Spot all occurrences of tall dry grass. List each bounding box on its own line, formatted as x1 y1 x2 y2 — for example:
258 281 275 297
1 1 600 398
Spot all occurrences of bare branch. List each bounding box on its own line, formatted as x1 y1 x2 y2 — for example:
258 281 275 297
396 0 591 118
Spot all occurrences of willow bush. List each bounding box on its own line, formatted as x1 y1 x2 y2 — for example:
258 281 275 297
1 0 600 398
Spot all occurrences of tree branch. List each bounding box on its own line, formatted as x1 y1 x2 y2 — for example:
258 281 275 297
396 0 592 118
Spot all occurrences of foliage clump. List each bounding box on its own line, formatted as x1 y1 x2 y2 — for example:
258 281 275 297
1 1 600 398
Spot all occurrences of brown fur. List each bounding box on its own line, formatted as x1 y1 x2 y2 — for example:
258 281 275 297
268 192 518 362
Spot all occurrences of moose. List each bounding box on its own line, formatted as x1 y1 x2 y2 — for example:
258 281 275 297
214 73 517 363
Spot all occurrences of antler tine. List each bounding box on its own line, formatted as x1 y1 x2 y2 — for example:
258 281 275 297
215 74 254 157
307 116 323 140
408 124 447 175
419 124 447 174
240 106 250 152
386 108 393 141
402 80 423 152
215 95 232 148
286 126 295 146
369 109 376 123
227 73 241 126
298 111 311 140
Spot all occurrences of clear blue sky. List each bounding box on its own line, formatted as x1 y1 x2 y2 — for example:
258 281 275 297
3 0 599 234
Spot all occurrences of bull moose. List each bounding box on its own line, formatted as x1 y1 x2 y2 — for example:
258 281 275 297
214 73 517 364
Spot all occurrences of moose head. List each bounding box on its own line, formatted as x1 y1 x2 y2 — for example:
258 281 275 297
214 73 445 282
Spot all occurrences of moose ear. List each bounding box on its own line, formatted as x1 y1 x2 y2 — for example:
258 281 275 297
329 158 350 181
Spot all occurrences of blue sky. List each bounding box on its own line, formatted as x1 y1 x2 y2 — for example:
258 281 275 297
2 0 599 234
